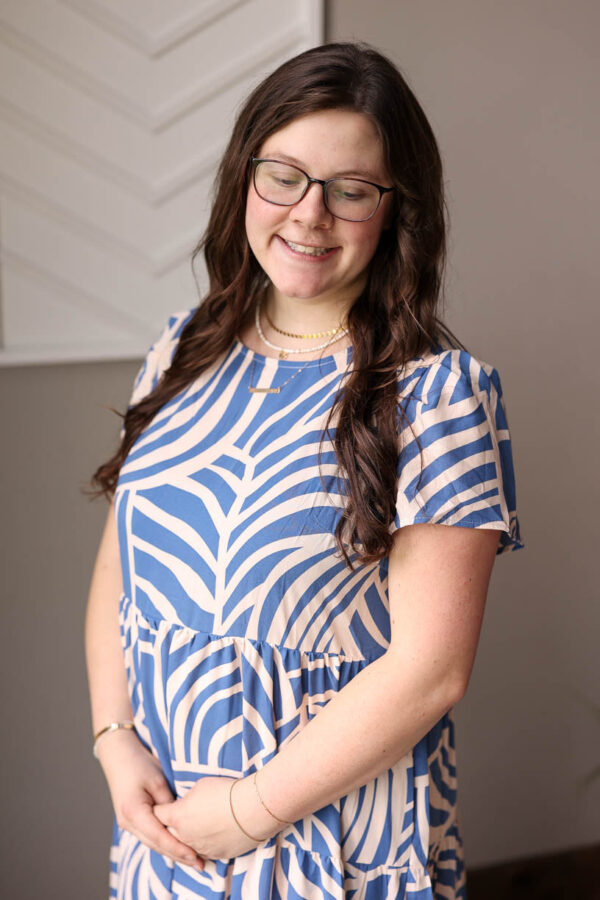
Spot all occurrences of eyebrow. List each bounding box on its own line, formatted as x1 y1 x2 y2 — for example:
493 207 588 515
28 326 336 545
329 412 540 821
261 151 383 182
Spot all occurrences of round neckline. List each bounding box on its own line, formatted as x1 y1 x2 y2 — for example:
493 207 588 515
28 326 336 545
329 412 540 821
232 336 353 369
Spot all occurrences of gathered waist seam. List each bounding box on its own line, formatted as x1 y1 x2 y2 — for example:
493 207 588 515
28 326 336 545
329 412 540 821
120 593 384 664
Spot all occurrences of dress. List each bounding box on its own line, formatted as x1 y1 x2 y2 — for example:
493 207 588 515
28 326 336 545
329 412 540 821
109 309 523 900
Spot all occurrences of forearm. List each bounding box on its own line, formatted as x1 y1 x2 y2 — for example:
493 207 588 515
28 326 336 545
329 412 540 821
85 507 132 734
235 649 462 836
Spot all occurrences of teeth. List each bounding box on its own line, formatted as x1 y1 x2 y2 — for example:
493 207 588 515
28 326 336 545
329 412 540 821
284 239 332 257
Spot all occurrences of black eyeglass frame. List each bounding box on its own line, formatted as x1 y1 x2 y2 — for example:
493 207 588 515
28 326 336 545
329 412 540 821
250 157 395 222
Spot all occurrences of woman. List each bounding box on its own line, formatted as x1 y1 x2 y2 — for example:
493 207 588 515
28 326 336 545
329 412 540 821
86 41 523 899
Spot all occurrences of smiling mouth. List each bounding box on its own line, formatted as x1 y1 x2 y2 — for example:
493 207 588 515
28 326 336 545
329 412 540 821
280 237 338 257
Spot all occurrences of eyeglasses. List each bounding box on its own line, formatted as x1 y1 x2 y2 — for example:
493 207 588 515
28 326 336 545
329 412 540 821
250 157 395 222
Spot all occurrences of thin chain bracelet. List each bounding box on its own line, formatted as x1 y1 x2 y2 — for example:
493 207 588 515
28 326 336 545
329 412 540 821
253 771 294 825
228 778 269 843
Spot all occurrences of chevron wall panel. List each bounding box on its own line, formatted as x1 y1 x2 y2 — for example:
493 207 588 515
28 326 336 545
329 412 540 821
0 0 324 364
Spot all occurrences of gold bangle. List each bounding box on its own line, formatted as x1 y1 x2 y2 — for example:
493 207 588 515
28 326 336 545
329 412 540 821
228 778 268 843
92 721 136 758
253 770 293 825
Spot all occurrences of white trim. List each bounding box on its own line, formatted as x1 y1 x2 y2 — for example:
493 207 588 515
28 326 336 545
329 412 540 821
0 342 149 368
305 0 325 44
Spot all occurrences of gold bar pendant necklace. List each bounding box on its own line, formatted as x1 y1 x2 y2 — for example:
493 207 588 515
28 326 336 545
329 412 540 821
248 357 313 393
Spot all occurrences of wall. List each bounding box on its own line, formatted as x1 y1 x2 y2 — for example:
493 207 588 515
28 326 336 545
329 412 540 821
1 2 599 897
327 0 600 868
0 0 323 364
1 359 138 898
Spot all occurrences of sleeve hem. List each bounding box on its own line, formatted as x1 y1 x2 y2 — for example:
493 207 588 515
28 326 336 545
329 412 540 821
388 514 525 556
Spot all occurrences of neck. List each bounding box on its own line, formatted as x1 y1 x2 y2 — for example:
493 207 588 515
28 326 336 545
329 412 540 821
253 290 353 357
263 287 354 335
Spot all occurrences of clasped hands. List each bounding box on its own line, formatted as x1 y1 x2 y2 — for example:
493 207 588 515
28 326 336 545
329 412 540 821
154 774 283 862
98 730 285 869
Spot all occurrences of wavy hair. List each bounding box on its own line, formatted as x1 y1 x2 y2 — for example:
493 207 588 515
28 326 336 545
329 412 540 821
89 41 465 568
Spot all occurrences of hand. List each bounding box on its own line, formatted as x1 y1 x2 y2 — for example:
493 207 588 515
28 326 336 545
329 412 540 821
97 729 204 871
154 776 279 861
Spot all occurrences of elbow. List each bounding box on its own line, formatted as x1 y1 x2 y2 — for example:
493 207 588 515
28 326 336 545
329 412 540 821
432 676 466 718
427 662 471 712
445 668 471 707
383 646 470 712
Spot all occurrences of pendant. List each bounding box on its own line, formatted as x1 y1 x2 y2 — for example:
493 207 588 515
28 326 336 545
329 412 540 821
247 358 282 393
248 385 280 393
279 350 289 359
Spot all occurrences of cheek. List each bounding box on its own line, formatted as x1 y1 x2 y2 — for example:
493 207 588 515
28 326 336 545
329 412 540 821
245 190 282 246
244 192 260 246
351 222 384 266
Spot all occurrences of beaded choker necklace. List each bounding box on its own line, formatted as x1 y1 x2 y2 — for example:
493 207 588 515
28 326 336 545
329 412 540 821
247 297 350 394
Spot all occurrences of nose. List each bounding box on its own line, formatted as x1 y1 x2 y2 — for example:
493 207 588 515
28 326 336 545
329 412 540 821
290 181 332 227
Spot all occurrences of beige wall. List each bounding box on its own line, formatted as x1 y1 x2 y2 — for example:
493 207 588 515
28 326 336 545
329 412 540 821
1 359 138 898
328 0 600 867
1 2 598 897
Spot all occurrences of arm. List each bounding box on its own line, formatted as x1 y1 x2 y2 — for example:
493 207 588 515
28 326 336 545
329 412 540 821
85 505 204 870
85 504 134 733
155 521 500 855
232 522 500 833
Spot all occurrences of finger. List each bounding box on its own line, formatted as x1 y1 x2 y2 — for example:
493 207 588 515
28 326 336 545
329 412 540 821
149 780 176 806
134 806 203 868
127 826 204 872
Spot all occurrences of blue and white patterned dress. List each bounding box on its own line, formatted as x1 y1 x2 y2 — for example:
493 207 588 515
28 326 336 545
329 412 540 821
109 308 523 900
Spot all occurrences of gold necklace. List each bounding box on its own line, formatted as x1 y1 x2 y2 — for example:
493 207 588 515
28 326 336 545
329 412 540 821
255 297 349 359
264 307 344 339
247 297 350 392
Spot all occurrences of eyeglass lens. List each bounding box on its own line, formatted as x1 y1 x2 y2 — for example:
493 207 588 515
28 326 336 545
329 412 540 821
254 160 381 221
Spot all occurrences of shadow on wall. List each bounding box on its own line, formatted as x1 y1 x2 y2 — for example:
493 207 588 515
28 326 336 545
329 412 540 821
467 843 600 899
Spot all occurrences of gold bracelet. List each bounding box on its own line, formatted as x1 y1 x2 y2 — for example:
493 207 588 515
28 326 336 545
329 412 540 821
228 778 269 843
253 770 294 825
92 721 136 758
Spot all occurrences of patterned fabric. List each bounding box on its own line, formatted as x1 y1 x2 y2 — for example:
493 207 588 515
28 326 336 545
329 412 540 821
109 309 523 899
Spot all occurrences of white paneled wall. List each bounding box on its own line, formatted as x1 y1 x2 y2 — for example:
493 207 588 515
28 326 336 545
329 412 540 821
0 0 324 364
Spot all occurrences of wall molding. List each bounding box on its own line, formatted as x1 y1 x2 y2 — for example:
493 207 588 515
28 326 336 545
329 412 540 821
0 0 325 362
0 97 149 201
152 25 304 132
1 12 304 133
0 18 148 129
0 174 206 277
2 247 148 330
0 247 152 366
1 95 227 211
0 173 152 271
61 0 251 58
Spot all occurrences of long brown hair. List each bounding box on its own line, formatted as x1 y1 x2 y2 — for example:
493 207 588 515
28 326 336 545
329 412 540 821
89 41 465 569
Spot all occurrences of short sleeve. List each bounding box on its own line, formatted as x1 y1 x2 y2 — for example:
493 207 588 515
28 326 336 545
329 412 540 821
119 308 195 439
392 349 524 555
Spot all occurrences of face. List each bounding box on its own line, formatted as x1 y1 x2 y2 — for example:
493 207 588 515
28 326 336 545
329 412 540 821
245 109 392 317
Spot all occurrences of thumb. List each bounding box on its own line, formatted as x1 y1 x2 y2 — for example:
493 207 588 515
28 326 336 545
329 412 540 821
153 802 172 826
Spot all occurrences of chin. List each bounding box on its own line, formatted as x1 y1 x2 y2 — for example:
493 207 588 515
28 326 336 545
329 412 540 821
273 283 332 301
269 270 336 298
